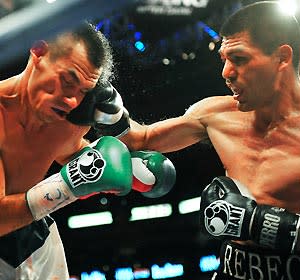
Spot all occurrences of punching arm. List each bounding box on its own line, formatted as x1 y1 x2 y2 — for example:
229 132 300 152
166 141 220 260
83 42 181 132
67 81 130 137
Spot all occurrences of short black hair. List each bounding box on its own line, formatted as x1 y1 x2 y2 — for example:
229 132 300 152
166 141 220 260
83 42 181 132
220 1 300 70
73 21 114 83
49 21 114 84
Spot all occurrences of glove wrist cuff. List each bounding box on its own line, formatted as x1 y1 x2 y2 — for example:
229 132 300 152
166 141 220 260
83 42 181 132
249 206 257 239
94 107 123 125
291 214 300 253
26 173 77 221
252 205 300 253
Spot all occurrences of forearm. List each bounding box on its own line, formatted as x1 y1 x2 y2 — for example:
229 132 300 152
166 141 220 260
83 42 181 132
0 193 33 237
121 117 204 152
55 137 91 165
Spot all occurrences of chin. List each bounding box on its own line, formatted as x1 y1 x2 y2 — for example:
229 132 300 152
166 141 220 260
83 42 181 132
237 102 254 112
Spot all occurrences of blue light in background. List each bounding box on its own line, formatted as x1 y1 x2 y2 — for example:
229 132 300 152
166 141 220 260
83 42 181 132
81 270 106 280
135 41 146 52
127 23 136 31
95 21 104 31
133 268 151 279
197 21 220 41
115 267 134 280
199 255 220 272
151 263 184 279
114 267 150 280
134 31 142 41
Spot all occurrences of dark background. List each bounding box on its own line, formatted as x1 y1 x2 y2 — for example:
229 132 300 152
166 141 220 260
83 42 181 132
1 0 300 279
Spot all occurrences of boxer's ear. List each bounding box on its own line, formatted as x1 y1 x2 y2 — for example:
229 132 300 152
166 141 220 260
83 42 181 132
30 40 48 63
277 44 293 71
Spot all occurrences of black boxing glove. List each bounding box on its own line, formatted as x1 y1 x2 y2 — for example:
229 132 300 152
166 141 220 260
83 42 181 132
199 176 300 253
67 81 130 137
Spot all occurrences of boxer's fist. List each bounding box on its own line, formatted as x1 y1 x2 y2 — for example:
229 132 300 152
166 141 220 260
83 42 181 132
26 136 132 220
199 176 300 254
61 136 132 196
67 81 130 137
199 176 256 240
131 151 176 198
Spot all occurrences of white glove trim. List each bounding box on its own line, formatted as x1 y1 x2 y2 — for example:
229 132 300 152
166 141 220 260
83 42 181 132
26 173 77 221
291 214 300 253
131 157 155 185
94 93 124 124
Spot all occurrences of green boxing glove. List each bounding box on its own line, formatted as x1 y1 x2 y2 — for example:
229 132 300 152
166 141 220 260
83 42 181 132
131 151 176 198
61 136 132 197
26 136 132 220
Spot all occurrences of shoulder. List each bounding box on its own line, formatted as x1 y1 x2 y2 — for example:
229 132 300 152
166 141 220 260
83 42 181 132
184 95 237 118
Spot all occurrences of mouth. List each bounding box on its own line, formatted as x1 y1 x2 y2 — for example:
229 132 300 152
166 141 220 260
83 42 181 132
51 107 67 118
230 87 243 101
226 81 242 99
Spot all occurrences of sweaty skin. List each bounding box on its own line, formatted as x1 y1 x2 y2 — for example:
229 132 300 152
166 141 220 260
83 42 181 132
121 31 300 214
0 38 101 236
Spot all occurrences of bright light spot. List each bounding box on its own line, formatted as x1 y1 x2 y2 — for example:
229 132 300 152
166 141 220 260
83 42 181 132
151 263 184 279
115 267 133 280
133 268 151 279
278 0 298 16
162 58 170 65
129 204 172 221
182 53 189 60
46 0 56 3
135 41 145 52
199 255 220 272
68 212 113 229
178 196 201 214
209 42 216 51
81 270 106 280
188 52 196 60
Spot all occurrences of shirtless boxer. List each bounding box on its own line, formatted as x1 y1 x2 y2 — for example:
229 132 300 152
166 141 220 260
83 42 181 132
0 21 176 279
120 2 300 279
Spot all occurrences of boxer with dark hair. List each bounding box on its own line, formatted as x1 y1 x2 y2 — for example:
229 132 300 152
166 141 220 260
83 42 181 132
0 20 176 279
120 2 300 279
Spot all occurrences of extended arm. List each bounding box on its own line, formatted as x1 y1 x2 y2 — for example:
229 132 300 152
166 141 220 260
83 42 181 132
120 102 211 153
67 82 231 153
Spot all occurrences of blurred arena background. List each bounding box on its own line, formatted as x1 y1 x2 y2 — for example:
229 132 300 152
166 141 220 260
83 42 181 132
0 0 299 279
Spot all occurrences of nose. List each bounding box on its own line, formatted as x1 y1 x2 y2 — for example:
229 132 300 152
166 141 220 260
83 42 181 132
222 60 237 81
62 95 79 109
59 86 82 109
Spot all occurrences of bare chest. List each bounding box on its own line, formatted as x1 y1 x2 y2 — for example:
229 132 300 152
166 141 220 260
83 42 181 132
209 122 300 211
3 124 69 193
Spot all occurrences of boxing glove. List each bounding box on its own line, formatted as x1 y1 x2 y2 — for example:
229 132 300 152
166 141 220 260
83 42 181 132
131 151 176 198
26 136 132 220
67 81 130 137
199 176 300 253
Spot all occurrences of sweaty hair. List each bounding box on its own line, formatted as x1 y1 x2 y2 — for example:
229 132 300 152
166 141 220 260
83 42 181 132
220 1 300 71
48 21 114 84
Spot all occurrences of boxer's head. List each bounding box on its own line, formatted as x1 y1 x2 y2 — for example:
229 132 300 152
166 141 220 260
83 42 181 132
220 1 300 71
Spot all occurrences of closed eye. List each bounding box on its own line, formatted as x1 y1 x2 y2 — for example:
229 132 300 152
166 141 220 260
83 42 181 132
61 75 73 87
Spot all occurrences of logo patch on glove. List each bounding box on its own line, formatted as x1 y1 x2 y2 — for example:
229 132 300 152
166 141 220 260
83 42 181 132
66 149 106 188
204 200 245 237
